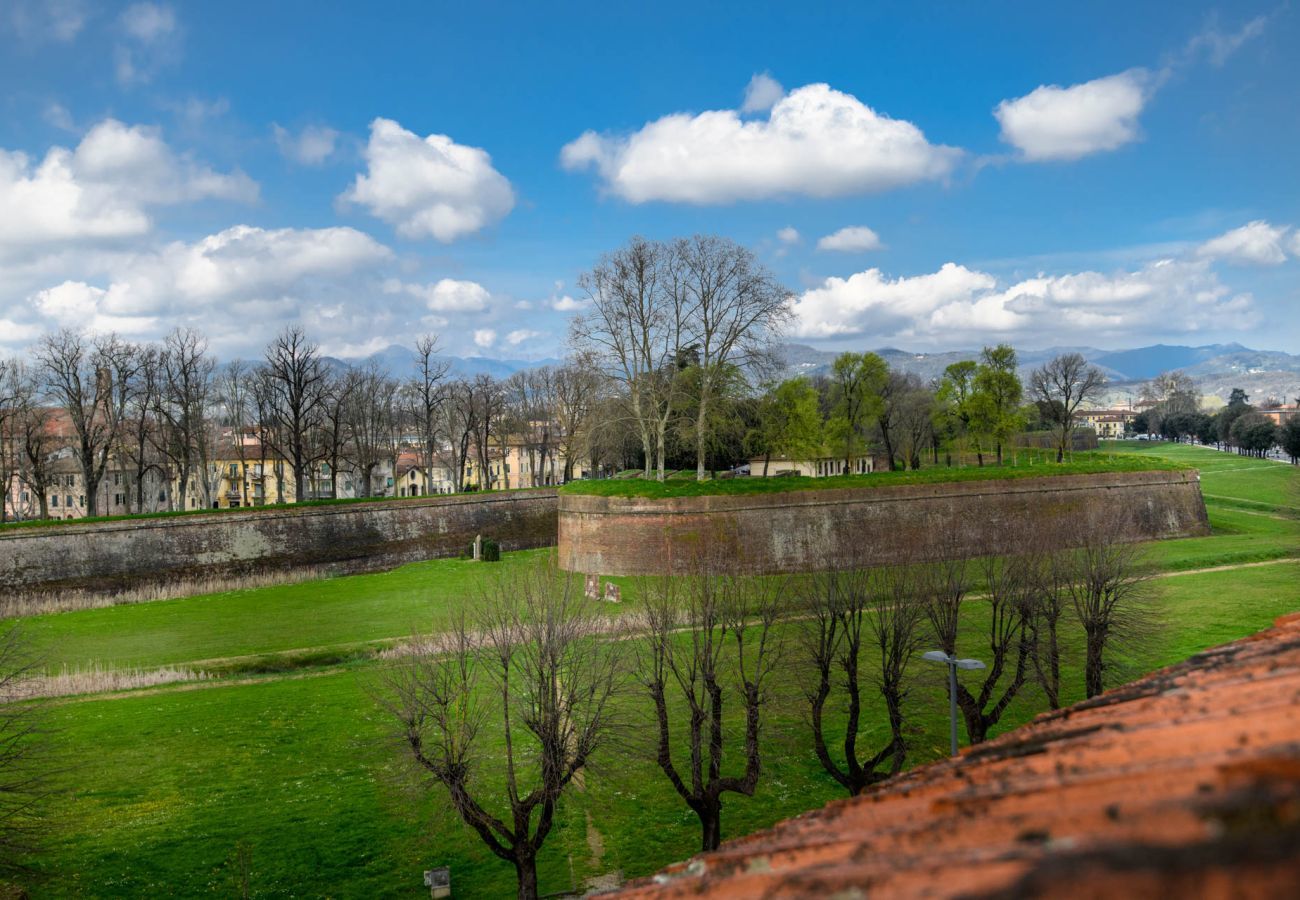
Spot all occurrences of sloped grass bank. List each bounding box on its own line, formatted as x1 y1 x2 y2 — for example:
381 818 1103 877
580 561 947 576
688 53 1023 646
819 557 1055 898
562 451 1185 499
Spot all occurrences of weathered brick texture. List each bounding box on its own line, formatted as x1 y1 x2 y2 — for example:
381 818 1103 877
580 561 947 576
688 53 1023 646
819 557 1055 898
1 490 558 598
558 471 1210 576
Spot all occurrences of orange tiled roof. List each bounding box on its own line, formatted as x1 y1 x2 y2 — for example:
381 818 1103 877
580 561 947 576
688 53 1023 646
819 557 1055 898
617 612 1300 898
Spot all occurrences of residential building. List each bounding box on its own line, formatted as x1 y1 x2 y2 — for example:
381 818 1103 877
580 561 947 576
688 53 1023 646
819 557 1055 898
747 454 881 478
1078 408 1138 439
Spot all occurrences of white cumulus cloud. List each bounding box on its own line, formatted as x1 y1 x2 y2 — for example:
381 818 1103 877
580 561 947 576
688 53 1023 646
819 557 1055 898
561 82 959 204
1197 221 1291 266
16 225 392 354
0 119 257 257
473 329 497 349
384 277 492 313
817 225 882 253
789 257 1251 346
995 69 1152 162
340 117 515 242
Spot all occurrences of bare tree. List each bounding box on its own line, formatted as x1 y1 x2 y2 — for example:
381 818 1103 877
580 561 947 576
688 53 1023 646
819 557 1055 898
673 235 791 481
640 572 785 851
0 362 18 524
9 368 55 520
119 347 164 513
36 330 138 517
437 380 477 492
383 560 624 900
409 334 450 489
470 374 505 489
346 362 399 497
1067 521 1155 698
963 555 1037 743
572 236 688 480
552 358 604 482
318 370 358 499
803 565 923 796
1029 353 1107 462
261 327 327 501
156 328 215 509
1028 545 1072 710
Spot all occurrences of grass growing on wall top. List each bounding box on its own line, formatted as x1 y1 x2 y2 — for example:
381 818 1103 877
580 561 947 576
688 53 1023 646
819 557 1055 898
0 484 555 532
560 451 1187 499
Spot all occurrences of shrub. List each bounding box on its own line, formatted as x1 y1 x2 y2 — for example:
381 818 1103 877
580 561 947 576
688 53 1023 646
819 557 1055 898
482 539 501 562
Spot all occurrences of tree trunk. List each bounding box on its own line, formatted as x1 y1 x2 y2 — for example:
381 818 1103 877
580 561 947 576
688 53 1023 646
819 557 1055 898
514 854 539 900
1085 631 1105 699
699 801 722 852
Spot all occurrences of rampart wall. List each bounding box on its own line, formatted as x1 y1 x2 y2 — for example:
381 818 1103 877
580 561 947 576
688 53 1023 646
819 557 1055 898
557 470 1209 576
1 490 558 599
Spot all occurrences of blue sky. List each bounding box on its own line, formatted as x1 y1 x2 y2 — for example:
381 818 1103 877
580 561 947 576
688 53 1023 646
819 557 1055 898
1 1 1297 360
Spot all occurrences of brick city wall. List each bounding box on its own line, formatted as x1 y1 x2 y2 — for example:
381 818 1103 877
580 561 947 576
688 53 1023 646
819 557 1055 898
1 489 558 598
558 470 1209 576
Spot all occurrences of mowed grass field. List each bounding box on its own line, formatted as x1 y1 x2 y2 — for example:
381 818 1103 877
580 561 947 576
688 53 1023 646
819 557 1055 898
13 442 1300 897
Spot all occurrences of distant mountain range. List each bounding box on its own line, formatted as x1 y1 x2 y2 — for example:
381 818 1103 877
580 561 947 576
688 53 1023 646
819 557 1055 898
333 342 1300 405
326 345 562 381
781 342 1300 404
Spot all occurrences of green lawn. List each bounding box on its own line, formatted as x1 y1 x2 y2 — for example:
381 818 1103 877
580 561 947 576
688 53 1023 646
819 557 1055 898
561 450 1183 498
9 438 1300 897
28 556 1300 898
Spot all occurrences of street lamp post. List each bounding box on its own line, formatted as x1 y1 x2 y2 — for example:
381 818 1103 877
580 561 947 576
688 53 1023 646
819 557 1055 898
922 650 987 756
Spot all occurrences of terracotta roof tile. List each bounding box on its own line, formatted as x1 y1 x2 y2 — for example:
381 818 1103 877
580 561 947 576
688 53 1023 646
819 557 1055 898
616 613 1300 899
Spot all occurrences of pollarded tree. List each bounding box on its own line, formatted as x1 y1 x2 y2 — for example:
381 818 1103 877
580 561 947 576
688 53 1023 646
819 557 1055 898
923 553 1039 744
1029 353 1106 462
384 560 625 900
640 571 785 851
803 565 923 795
1067 518 1155 699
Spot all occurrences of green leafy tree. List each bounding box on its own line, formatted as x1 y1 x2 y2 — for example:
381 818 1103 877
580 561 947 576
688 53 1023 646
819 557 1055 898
937 360 986 465
749 378 823 475
1280 417 1300 463
827 352 887 470
973 345 1025 464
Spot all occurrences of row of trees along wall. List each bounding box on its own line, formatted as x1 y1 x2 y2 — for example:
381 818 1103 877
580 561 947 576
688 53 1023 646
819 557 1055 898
386 520 1158 899
0 328 603 524
1136 376 1300 460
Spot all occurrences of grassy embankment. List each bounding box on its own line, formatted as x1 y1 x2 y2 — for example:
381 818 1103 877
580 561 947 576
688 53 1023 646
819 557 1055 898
11 441 1299 897
563 449 1184 498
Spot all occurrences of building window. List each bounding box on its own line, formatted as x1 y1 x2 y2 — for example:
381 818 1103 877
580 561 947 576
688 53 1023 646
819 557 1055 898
51 495 59 507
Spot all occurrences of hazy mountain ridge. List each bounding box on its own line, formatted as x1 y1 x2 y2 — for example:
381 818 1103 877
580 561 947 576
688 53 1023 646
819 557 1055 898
780 342 1300 403
331 342 1300 404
